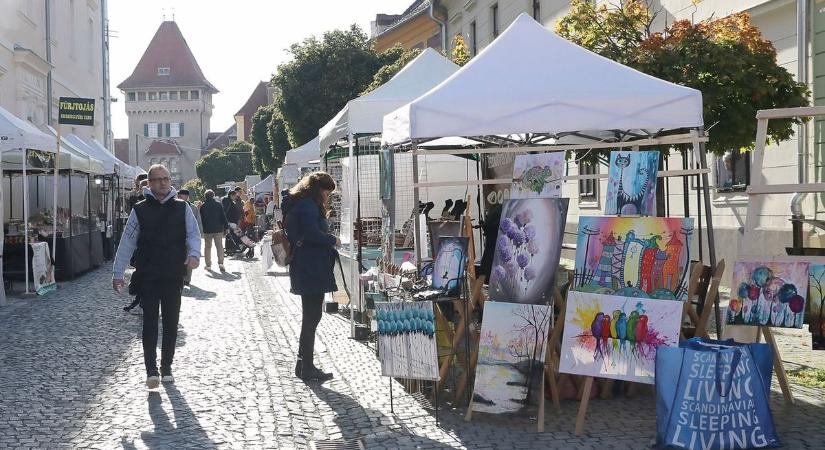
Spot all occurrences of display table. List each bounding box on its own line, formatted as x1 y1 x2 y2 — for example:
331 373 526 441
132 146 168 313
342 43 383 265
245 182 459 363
4 231 104 281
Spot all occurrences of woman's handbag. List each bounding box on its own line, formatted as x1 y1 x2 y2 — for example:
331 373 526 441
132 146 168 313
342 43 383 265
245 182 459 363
655 337 780 449
270 221 293 267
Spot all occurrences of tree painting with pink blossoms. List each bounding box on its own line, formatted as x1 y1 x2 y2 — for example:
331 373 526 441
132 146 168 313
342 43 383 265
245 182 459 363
488 198 569 304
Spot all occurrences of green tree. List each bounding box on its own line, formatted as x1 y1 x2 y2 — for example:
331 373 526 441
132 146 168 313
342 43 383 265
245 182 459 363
195 141 254 191
451 34 471 66
181 178 206 202
251 105 276 175
271 25 401 147
361 46 421 95
556 0 809 157
267 110 291 170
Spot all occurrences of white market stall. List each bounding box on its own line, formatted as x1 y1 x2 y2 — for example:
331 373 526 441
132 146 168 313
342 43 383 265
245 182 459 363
382 13 716 432
281 136 320 190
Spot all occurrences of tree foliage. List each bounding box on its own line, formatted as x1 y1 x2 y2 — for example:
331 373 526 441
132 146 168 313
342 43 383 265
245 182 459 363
556 0 809 156
181 178 206 202
250 105 276 175
271 25 403 147
361 46 421 95
195 141 254 191
267 110 292 170
451 34 471 66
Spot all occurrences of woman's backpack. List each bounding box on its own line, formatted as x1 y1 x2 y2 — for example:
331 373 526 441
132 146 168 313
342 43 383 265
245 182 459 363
270 220 293 267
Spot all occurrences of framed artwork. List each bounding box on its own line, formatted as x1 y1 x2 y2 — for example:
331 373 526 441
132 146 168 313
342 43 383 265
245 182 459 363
488 198 569 304
605 150 660 216
573 216 694 301
559 291 681 384
809 264 825 349
427 220 462 256
432 236 469 296
725 260 809 328
471 301 552 414
511 152 565 199
375 301 439 381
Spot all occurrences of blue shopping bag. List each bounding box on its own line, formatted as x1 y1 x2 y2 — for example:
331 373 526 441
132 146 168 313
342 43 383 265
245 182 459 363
656 338 780 449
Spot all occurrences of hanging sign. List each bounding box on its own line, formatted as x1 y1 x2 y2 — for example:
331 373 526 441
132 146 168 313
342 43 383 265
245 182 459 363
31 242 57 295
58 97 95 126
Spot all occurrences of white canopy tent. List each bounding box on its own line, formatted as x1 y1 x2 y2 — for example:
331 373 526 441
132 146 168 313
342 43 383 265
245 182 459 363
382 14 702 145
280 136 321 188
252 174 274 194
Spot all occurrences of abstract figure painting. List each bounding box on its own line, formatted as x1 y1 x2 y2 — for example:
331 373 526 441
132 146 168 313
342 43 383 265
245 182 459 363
472 301 552 414
488 198 569 304
559 291 681 384
375 301 439 380
605 150 660 216
573 216 694 301
725 261 809 328
432 236 469 296
809 264 825 349
511 152 565 199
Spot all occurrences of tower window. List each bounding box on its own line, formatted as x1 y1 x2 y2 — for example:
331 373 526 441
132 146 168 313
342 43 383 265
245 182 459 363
157 67 170 76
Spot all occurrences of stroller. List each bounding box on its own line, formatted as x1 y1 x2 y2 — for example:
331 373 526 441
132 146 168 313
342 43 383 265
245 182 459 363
225 224 257 258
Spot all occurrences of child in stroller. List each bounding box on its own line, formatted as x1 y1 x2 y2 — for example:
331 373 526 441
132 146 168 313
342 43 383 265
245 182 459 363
225 223 257 258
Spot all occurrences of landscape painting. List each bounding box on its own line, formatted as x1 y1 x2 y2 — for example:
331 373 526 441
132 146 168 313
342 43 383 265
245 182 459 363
605 150 660 216
471 301 552 414
573 216 694 301
809 264 825 349
559 291 681 384
510 152 565 199
432 236 469 297
375 301 439 380
725 260 809 329
488 198 569 304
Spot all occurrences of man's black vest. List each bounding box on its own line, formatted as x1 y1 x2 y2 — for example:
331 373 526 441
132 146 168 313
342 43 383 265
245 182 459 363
133 195 188 281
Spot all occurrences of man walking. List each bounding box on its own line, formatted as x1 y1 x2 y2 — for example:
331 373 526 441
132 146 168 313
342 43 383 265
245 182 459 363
199 189 228 272
112 165 201 388
222 190 242 254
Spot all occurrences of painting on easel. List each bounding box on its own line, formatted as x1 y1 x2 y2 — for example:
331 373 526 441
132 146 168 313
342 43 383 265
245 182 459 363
374 301 439 381
471 301 552 414
510 152 565 199
810 264 825 350
725 261 808 329
432 236 469 297
488 198 569 304
573 216 694 301
559 291 681 384
605 150 660 216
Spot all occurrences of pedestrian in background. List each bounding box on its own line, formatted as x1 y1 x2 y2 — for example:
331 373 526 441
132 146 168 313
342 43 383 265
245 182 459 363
127 173 148 213
112 164 202 389
177 189 202 285
199 189 228 272
282 171 339 382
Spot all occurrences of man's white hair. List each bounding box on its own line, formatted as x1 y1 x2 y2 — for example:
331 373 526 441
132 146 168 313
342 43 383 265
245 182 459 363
147 164 169 178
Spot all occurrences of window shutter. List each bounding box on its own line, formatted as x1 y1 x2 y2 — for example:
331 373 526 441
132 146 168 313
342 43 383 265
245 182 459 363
165 123 171 137
179 122 184 136
144 123 148 137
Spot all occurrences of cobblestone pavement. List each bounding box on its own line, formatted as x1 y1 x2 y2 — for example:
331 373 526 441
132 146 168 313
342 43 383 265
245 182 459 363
0 254 823 449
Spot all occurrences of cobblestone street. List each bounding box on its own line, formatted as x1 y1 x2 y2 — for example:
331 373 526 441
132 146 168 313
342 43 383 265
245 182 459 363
1 255 824 449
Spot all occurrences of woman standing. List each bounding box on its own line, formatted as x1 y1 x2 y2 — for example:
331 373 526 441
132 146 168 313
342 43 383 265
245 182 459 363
282 172 340 382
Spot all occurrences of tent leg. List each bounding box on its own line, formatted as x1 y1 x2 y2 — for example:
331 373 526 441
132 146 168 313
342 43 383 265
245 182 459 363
0 159 6 306
23 150 29 295
412 141 421 268
347 132 356 339
694 129 719 335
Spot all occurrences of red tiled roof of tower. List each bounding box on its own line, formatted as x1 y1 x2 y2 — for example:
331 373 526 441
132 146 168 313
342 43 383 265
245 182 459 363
205 124 237 152
117 21 217 93
114 138 130 163
145 140 182 156
234 82 269 117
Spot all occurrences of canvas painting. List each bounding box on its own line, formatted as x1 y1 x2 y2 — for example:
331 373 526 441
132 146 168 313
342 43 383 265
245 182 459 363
573 216 694 301
471 301 552 414
375 301 439 380
427 220 462 256
510 152 565 199
559 291 681 384
488 198 569 304
432 236 469 296
605 150 660 216
725 261 809 329
809 264 825 349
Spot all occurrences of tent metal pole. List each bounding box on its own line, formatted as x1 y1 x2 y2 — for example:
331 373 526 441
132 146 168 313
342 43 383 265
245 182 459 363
0 157 5 306
412 140 421 269
53 128 60 267
693 129 719 335
23 149 29 294
348 132 356 339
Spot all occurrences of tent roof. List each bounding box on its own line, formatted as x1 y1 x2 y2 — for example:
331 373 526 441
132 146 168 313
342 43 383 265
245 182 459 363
86 138 136 175
319 48 459 151
45 127 105 174
382 14 703 145
285 137 320 165
0 106 55 153
66 135 119 174
251 174 273 193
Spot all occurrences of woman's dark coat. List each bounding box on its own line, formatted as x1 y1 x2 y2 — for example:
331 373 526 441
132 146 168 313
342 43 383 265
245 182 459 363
283 194 337 296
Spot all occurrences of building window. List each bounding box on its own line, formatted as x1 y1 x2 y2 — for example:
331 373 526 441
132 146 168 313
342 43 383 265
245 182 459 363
491 4 499 38
190 90 199 100
715 150 750 191
532 0 541 20
137 91 146 101
159 91 169 100
127 92 136 102
180 90 189 100
146 123 158 138
169 158 178 173
157 67 170 76
148 91 157 101
170 122 183 138
169 91 178 100
579 161 598 201
469 21 477 55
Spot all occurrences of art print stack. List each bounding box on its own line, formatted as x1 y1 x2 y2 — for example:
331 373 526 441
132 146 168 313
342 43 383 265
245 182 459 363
375 301 439 381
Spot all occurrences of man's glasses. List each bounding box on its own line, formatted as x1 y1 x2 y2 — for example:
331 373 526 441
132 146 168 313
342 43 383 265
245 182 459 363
149 177 170 183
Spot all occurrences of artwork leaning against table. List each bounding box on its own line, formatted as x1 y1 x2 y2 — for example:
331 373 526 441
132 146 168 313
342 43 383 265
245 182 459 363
725 260 809 329
431 236 469 297
809 264 825 349
374 301 439 380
